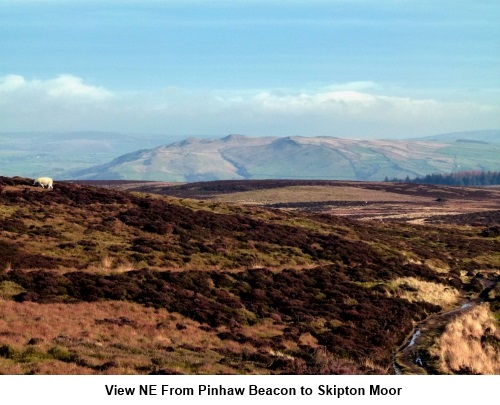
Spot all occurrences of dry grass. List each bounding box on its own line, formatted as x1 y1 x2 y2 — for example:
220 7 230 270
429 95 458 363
389 277 460 308
99 255 114 270
211 185 430 205
434 303 500 374
309 348 386 374
86 256 134 275
0 281 25 300
424 258 450 273
0 300 274 374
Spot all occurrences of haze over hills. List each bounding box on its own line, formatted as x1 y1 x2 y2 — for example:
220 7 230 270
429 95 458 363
412 129 500 143
1 129 499 181
0 131 184 178
64 130 500 182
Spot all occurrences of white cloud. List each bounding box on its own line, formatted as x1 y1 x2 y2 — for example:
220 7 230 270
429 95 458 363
44 75 112 100
0 74 114 131
0 75 28 91
0 74 499 138
253 90 377 112
0 74 111 101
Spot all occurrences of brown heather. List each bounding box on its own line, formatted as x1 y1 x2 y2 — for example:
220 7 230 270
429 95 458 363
0 300 262 374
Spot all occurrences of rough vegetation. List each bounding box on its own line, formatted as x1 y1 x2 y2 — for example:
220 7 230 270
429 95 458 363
432 304 500 374
0 176 499 374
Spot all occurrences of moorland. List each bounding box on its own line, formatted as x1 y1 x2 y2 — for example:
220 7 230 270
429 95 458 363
0 176 499 374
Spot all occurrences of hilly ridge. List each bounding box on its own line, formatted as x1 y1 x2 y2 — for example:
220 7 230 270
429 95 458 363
65 131 500 182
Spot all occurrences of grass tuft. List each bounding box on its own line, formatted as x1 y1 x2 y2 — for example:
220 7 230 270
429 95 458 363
389 277 459 308
0 281 26 300
434 304 500 374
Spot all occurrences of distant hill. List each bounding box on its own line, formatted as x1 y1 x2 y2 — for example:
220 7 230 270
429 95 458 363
412 129 500 143
65 131 500 181
0 131 184 178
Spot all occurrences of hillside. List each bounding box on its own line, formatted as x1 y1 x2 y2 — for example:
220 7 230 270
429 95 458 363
64 131 500 182
413 129 500 143
0 131 182 178
0 176 499 374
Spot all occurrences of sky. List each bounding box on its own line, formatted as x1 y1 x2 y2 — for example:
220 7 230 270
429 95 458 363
0 0 499 139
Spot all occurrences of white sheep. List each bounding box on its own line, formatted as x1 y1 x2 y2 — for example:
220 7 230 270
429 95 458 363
33 177 54 189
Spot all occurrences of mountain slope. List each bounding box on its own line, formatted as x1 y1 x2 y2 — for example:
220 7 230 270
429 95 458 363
0 131 182 178
412 129 500 143
64 131 500 181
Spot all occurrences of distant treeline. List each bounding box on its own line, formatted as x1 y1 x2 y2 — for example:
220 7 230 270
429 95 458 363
386 171 500 186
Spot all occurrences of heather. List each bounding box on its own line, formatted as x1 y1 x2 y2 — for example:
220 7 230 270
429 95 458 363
0 176 498 374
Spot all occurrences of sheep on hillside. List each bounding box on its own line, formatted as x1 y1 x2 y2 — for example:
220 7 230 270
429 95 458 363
33 177 54 189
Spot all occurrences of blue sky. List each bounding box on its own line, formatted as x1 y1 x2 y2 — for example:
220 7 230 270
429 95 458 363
1 0 499 138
